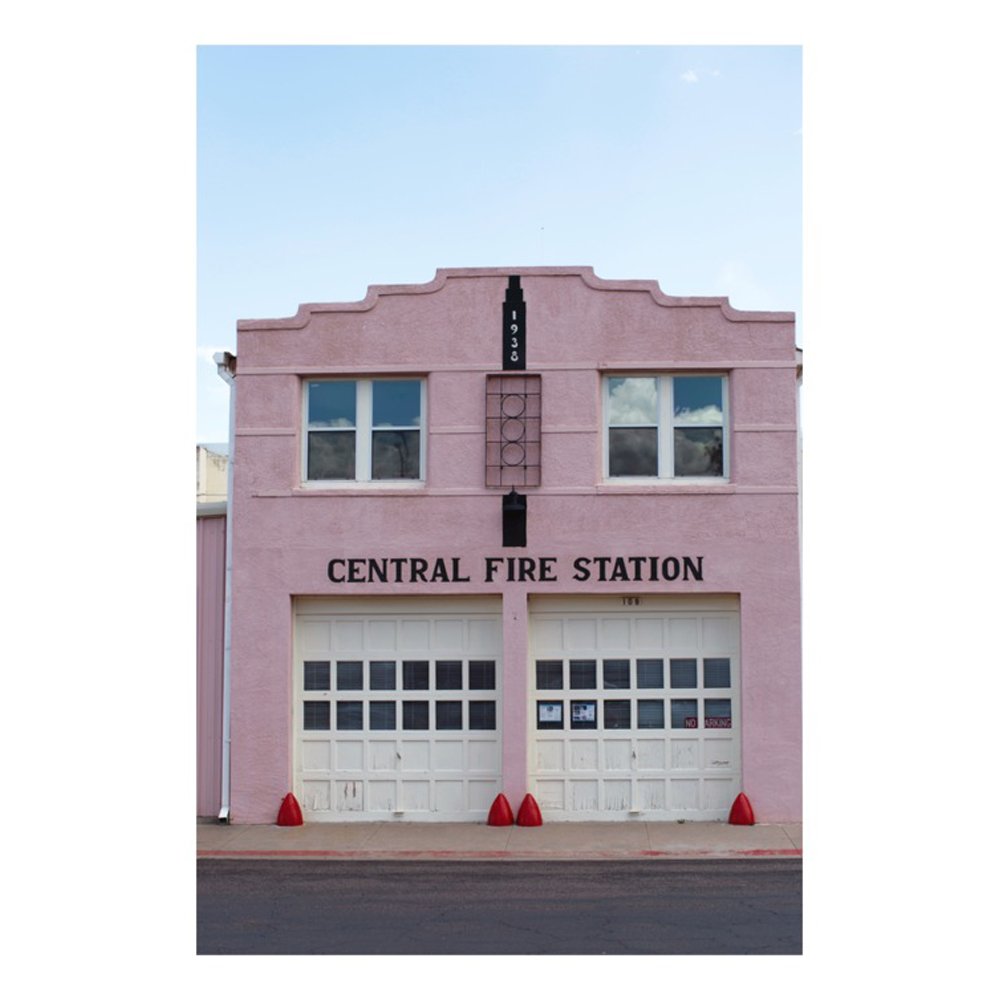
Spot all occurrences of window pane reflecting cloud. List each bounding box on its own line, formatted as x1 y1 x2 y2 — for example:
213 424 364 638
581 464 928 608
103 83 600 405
373 380 421 427
308 381 356 428
674 428 723 476
608 377 657 425
673 377 723 424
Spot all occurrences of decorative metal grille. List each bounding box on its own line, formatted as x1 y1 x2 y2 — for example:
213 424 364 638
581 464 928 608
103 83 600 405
485 373 541 487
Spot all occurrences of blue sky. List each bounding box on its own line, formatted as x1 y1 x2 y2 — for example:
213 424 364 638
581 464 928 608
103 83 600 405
197 45 801 443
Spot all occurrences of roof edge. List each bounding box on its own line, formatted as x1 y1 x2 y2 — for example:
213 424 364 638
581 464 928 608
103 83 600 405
237 266 795 330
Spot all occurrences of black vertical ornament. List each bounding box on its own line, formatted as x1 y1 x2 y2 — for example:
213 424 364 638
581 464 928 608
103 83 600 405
503 276 526 371
502 489 527 547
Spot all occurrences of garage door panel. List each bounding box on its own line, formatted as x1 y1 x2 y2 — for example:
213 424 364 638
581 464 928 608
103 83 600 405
468 780 498 811
400 741 430 771
703 617 735 652
301 741 331 772
402 781 430 811
365 620 396 649
635 618 663 648
530 605 740 821
567 618 597 647
296 603 502 821
435 781 464 812
335 780 364 811
536 742 563 771
468 741 499 772
432 741 464 770
570 741 599 770
332 620 364 649
335 741 364 770
637 740 665 770
604 740 632 771
468 619 501 650
600 618 630 647
668 618 699 649
300 621 331 652
369 742 397 771
571 781 599 811
704 777 736 811
400 619 431 650
368 781 396 812
704 738 735 768
433 619 464 647
603 780 631 811
303 780 330 811
671 779 699 810
639 779 666 811
536 781 564 810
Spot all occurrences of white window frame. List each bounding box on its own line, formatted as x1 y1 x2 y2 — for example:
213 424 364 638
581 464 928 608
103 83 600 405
602 373 729 482
303 377 427 486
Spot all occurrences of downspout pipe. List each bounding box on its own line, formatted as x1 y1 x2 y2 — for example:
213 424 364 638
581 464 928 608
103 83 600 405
213 351 237 822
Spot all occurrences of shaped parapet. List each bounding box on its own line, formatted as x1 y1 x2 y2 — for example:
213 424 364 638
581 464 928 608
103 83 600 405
237 266 794 330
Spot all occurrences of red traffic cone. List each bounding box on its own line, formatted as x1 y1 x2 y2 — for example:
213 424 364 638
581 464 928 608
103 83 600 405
516 793 543 826
487 793 514 826
277 792 304 826
728 792 755 826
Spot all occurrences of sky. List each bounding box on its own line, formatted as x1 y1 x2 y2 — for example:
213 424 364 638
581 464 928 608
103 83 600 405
197 45 802 444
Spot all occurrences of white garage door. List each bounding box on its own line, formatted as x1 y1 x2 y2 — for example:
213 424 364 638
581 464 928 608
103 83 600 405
294 597 502 821
529 596 740 821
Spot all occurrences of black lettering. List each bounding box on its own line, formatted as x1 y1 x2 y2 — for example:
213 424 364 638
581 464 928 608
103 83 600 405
327 559 346 583
594 556 611 582
518 557 537 582
683 556 704 582
347 558 365 583
572 557 591 581
662 557 680 581
390 558 407 583
451 557 471 583
609 557 629 582
628 557 645 581
410 558 429 583
430 558 449 582
649 556 659 582
539 557 558 582
484 556 503 583
367 559 387 583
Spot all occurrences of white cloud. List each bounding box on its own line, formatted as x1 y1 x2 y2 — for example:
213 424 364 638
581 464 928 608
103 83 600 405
680 70 699 84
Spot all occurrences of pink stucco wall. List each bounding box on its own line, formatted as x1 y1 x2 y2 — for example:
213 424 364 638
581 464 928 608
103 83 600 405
227 267 801 823
196 510 226 817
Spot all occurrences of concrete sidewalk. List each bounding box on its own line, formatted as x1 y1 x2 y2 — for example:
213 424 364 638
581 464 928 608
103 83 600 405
197 819 802 861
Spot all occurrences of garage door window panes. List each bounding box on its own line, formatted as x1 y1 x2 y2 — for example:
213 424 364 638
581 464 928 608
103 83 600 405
312 658 497 733
304 661 331 690
304 701 330 730
534 655 734 733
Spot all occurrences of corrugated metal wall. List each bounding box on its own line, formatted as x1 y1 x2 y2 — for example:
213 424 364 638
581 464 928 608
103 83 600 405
197 512 226 816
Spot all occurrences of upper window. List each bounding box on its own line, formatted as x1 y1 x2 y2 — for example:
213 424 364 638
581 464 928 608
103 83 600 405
305 379 425 483
604 375 727 480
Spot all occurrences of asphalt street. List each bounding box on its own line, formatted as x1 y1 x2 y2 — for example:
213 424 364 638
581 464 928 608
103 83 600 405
197 858 802 954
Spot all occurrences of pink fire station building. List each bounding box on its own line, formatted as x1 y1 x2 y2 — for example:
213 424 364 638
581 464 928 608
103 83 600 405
198 266 801 825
